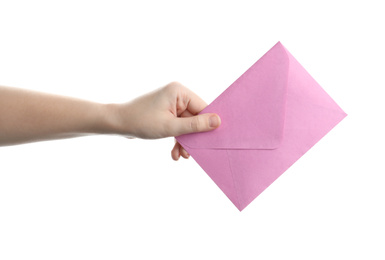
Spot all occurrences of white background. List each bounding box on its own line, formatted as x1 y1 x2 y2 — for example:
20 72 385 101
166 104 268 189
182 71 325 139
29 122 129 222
0 1 384 259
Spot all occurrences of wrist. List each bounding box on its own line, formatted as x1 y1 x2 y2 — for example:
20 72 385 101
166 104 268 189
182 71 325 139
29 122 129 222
97 103 121 135
98 103 133 136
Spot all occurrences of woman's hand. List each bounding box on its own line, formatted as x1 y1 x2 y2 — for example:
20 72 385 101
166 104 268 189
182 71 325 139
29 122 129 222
109 82 221 160
0 82 220 161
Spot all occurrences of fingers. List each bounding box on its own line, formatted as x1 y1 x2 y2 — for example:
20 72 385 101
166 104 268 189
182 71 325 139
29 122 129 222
180 109 194 118
171 140 190 161
171 142 181 160
180 146 189 159
173 113 221 136
167 83 220 160
182 87 208 115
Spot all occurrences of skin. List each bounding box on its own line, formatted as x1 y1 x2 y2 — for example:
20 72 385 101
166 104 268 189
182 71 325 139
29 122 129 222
0 82 221 160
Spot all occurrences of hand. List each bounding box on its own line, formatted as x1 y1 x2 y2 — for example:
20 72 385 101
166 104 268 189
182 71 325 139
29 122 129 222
110 82 221 160
0 82 220 155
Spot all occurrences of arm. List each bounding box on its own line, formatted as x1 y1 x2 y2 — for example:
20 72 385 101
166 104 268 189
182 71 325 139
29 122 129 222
0 82 220 159
0 85 111 146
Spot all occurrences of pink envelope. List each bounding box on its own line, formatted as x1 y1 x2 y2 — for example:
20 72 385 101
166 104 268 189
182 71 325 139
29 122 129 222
176 42 347 211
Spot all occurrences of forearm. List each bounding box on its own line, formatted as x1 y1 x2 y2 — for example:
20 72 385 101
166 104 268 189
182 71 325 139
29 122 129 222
0 86 117 146
0 82 220 151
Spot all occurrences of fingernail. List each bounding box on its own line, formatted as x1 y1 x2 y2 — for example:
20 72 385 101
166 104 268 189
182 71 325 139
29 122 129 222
209 115 220 128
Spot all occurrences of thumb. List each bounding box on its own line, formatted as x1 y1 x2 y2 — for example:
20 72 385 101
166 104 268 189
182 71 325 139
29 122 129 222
174 113 221 136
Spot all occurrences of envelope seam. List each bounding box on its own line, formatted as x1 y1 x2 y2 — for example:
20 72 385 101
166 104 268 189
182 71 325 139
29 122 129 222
226 150 242 210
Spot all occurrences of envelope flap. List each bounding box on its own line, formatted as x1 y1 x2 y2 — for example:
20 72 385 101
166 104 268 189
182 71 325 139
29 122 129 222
176 42 289 150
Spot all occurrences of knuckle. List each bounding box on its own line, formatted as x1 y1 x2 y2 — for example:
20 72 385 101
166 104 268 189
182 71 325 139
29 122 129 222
190 116 207 132
169 81 182 87
190 117 200 132
162 84 174 93
163 83 182 96
165 81 181 91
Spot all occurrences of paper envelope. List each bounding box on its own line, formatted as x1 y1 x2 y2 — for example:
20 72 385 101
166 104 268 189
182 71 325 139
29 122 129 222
176 42 347 211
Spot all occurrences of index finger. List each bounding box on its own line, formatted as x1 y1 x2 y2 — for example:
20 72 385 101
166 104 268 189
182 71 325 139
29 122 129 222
182 87 208 115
